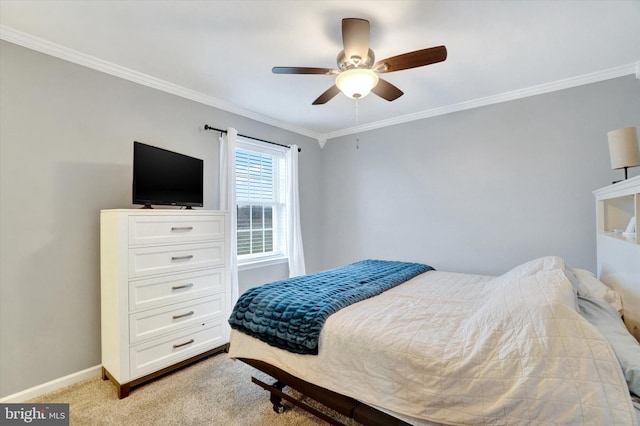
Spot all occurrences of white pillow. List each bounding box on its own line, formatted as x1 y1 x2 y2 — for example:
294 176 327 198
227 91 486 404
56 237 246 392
572 268 623 314
500 256 566 280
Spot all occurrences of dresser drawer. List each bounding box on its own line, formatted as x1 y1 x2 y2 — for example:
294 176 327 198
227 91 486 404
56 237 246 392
130 295 224 343
129 322 225 379
128 214 226 246
128 241 225 279
129 269 227 311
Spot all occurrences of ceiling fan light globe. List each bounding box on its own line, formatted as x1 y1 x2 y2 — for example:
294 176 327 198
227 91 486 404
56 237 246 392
335 69 379 100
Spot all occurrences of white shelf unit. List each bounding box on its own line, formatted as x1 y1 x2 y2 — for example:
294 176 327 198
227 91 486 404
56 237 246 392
593 175 640 341
100 209 230 398
595 178 639 244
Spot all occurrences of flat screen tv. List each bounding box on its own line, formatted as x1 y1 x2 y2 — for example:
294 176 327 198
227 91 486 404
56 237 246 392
132 141 203 208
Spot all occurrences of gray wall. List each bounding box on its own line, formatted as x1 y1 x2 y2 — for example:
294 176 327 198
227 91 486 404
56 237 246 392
320 76 640 274
1 39 639 398
0 41 320 398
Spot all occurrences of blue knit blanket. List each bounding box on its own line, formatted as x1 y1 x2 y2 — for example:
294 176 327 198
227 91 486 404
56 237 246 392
228 259 433 355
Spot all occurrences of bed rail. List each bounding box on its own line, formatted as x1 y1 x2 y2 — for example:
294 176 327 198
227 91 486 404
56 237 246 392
239 358 411 426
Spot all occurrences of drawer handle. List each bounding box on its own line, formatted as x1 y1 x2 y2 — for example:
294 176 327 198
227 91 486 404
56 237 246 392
171 283 194 291
172 339 195 349
171 226 193 232
172 311 195 320
171 255 194 262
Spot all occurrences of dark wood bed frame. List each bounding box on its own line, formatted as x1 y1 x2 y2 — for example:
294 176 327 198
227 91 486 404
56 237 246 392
238 357 412 426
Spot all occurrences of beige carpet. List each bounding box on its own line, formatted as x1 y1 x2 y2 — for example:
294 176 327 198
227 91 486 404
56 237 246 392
28 353 360 425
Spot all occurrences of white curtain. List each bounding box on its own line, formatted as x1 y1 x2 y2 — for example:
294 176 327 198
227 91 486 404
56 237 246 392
286 144 306 277
219 127 239 304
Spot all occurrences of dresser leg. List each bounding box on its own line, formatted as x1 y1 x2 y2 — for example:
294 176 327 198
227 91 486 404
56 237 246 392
102 367 131 399
118 383 131 399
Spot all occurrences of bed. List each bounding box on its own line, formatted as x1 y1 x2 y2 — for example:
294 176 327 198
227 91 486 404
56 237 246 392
227 256 640 425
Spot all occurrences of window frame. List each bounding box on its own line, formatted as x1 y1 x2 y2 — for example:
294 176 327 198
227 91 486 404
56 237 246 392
234 138 288 269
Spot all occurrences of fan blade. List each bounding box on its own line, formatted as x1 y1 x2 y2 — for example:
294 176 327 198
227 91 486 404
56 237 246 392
342 18 370 64
272 67 338 75
374 46 447 73
372 78 404 102
312 85 341 105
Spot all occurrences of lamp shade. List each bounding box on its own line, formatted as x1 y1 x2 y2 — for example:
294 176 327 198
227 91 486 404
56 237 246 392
608 127 640 170
335 69 379 99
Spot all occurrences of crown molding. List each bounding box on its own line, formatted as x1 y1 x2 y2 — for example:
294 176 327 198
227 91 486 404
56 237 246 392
2 25 636 148
0 25 321 141
322 62 639 142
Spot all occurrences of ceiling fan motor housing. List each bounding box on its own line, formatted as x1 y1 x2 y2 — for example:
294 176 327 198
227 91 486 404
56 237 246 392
337 49 376 71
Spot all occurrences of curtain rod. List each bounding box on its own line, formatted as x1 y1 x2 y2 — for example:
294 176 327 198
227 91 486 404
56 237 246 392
204 124 301 152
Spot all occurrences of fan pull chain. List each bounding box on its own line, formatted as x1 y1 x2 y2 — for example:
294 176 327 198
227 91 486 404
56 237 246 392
355 98 360 150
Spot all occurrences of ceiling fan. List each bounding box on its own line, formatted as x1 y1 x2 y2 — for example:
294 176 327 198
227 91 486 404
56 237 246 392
272 18 447 105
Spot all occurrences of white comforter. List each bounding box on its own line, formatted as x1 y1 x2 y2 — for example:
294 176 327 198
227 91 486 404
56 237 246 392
229 258 637 425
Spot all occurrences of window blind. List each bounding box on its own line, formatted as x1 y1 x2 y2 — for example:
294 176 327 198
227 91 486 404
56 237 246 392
235 142 286 259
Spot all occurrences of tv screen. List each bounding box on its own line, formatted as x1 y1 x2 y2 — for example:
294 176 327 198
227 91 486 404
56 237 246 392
132 141 203 208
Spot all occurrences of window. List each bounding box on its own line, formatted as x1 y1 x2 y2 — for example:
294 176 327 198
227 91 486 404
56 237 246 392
235 138 286 266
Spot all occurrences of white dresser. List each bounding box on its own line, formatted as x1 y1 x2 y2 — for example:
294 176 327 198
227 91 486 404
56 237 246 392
100 209 231 398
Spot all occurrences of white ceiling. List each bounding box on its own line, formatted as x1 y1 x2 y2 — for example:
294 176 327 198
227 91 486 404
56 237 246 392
1 1 639 141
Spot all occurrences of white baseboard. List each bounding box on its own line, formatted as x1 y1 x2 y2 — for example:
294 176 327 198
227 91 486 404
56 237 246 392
0 365 102 403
